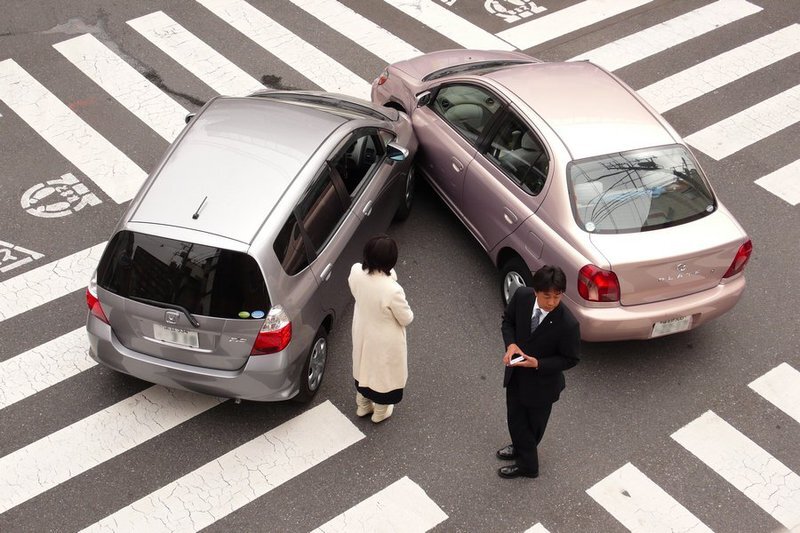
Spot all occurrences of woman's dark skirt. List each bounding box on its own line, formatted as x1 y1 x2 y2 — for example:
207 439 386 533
355 380 403 404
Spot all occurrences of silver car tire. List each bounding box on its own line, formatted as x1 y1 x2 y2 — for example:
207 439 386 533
294 329 327 403
500 257 533 306
393 165 415 222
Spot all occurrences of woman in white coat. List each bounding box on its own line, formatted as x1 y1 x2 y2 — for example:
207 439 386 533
348 235 413 423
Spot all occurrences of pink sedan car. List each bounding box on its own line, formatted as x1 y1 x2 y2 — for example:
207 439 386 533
371 50 752 341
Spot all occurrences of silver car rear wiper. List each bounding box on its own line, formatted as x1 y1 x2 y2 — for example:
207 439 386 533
129 296 201 328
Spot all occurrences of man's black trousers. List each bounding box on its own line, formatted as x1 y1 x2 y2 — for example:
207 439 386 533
506 386 553 475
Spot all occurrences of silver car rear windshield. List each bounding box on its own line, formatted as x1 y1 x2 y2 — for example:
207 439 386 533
567 145 716 234
96 230 270 319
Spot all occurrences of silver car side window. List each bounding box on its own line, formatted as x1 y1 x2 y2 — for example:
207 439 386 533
296 172 348 253
332 130 386 198
485 114 549 195
433 84 501 145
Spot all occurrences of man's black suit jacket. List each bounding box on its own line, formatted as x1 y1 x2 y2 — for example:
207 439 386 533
502 287 580 406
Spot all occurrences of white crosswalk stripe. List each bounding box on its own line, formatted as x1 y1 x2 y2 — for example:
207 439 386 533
382 0 513 51
310 476 448 532
0 242 105 323
672 410 800 531
587 462 713 533
497 0 653 50
685 84 800 160
0 386 224 514
749 362 800 423
523 524 551 533
53 33 189 142
569 0 763 71
0 328 93 410
195 0 371 99
127 11 265 97
289 0 423 64
638 24 800 113
82 401 364 532
754 160 800 206
0 59 147 204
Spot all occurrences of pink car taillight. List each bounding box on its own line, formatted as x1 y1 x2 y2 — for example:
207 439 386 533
251 305 292 355
723 239 753 278
578 264 620 302
86 271 109 324
375 68 389 86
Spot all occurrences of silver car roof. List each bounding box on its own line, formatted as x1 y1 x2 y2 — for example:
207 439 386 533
485 61 678 160
131 97 348 245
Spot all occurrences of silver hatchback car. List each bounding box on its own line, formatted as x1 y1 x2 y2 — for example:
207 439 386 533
86 91 417 402
372 50 751 341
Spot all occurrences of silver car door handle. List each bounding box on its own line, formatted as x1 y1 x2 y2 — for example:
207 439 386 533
320 263 333 282
503 208 518 224
451 158 463 172
362 200 373 216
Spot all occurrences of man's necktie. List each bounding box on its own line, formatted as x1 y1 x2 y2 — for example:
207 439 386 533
531 308 542 334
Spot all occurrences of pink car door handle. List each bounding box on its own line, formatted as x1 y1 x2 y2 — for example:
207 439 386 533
503 208 518 224
451 157 464 172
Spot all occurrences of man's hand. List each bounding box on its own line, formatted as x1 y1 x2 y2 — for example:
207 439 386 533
510 353 539 368
504 343 527 365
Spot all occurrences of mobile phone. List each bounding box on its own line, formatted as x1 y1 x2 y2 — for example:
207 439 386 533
510 355 525 365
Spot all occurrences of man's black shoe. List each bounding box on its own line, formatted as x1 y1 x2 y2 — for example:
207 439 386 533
496 445 516 460
498 465 538 479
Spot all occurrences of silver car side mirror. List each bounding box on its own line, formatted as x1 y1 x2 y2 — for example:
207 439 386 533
415 91 431 108
386 142 408 162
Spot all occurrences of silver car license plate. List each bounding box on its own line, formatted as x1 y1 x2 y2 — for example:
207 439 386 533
153 324 200 348
651 315 692 338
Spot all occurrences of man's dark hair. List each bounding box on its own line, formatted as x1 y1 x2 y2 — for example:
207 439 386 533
532 265 567 293
362 234 398 276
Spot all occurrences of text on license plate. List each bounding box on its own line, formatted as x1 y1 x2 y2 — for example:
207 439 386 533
153 324 199 348
651 315 693 338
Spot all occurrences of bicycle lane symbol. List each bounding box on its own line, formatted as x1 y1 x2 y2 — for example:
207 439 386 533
20 173 102 218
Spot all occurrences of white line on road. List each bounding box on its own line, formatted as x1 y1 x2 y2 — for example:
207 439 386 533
685 84 800 160
289 0 423 65
586 462 713 533
0 328 94 411
382 0 514 51
754 160 800 206
82 401 364 532
749 362 800 423
523 524 551 533
310 476 448 532
569 0 762 71
127 11 265 97
638 24 800 113
53 33 188 142
0 60 147 204
195 0 371 99
0 242 106 324
672 410 800 530
0 386 224 514
497 0 653 50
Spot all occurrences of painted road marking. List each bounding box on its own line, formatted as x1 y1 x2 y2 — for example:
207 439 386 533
754 160 800 206
82 401 364 532
0 59 146 204
672 410 800 530
586 462 712 533
749 362 800 423
21 173 101 218
0 328 94 411
289 0 423 64
0 242 106 323
0 241 43 274
639 24 800 113
569 0 762 71
53 33 188 142
0 386 224 514
685 84 800 160
127 11 265 97
523 524 551 533
195 0 371 99
382 0 514 51
497 0 653 50
310 476 448 532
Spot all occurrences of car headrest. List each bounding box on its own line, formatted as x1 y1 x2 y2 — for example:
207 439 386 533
521 132 538 150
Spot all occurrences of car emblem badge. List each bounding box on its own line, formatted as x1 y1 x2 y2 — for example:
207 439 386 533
165 310 180 324
676 263 687 272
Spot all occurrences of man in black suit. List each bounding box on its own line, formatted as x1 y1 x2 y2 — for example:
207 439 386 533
497 265 580 479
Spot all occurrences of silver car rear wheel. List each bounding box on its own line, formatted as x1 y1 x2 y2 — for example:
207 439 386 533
294 329 327 403
500 257 533 305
